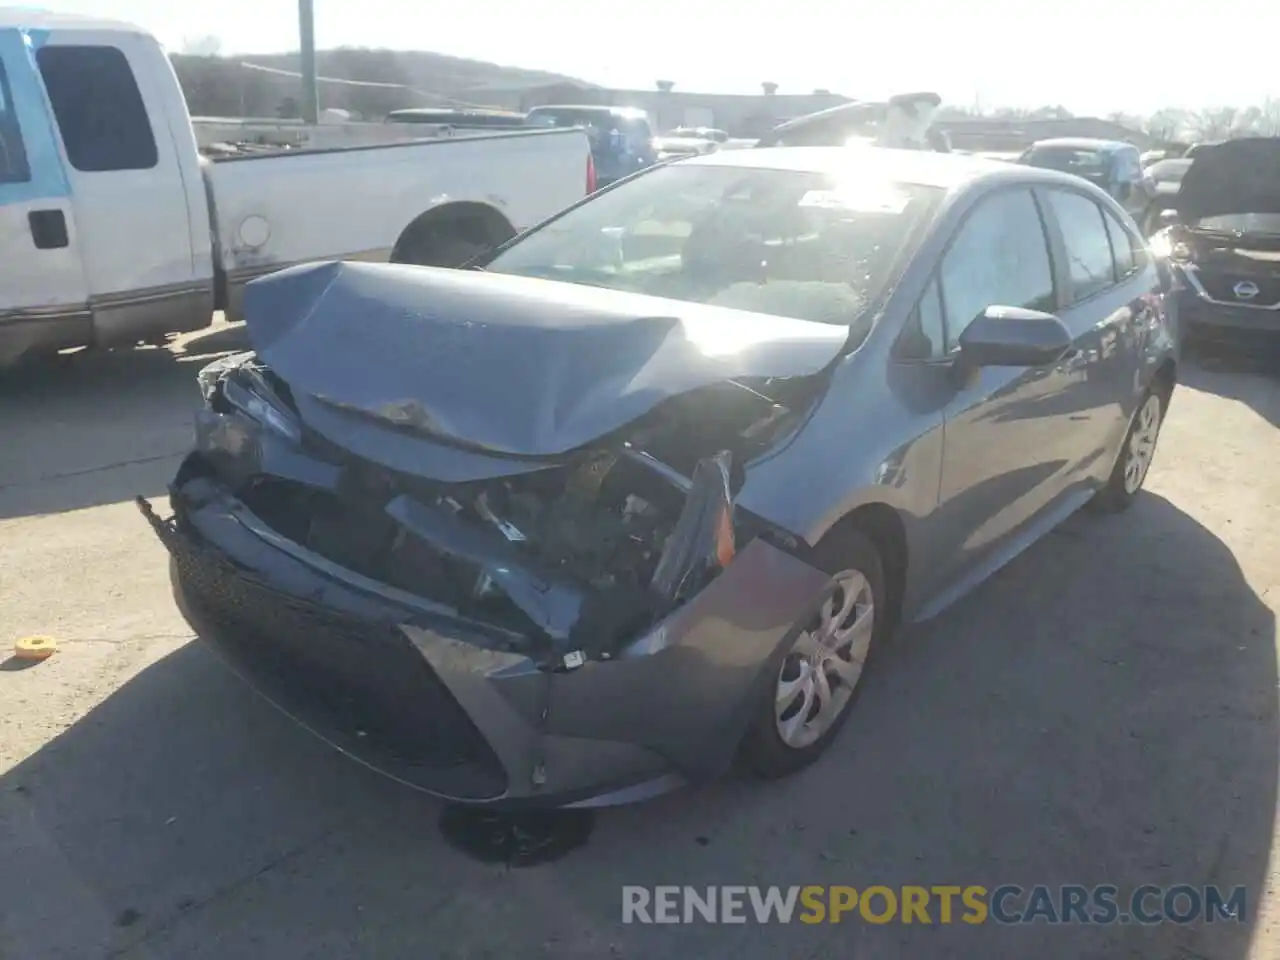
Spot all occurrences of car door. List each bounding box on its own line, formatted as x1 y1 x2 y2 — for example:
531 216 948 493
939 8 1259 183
33 33 204 341
0 29 91 362
1038 187 1137 484
920 186 1084 599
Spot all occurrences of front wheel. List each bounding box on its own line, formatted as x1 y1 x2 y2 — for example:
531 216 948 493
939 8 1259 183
1093 390 1164 512
739 529 888 779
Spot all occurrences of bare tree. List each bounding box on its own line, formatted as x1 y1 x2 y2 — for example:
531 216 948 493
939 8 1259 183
1144 107 1188 142
1192 106 1238 140
761 82 778 96
655 80 674 93
1258 97 1280 135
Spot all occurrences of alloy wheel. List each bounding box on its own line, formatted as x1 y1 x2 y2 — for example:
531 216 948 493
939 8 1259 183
1123 393 1162 494
774 569 876 750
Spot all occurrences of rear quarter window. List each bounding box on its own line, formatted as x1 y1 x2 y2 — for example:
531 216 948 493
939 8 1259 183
37 45 158 172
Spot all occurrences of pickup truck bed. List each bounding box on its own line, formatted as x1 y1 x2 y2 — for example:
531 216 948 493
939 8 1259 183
206 128 590 321
0 11 592 366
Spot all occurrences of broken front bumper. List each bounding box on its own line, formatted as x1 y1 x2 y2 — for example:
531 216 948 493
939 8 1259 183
141 472 831 808
1178 265 1280 343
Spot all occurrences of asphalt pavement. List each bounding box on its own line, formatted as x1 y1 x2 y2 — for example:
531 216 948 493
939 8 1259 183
1 324 1278 959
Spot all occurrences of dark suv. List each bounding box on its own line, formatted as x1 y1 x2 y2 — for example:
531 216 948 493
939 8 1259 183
524 105 657 188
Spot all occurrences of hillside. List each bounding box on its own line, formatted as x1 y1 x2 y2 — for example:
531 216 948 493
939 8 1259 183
171 48 594 119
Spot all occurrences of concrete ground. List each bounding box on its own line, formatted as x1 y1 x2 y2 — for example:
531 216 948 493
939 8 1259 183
1 324 1278 959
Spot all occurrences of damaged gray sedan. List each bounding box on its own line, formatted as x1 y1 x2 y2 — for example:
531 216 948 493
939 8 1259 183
143 148 1178 807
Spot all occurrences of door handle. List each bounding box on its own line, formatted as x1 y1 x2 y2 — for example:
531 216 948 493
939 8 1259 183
28 209 69 250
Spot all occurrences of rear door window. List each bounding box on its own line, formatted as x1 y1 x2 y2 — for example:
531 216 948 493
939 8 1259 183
0 56 29 183
1043 189 1116 300
36 45 158 172
1102 208 1139 279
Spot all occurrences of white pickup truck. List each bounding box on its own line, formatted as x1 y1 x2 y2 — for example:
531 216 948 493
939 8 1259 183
0 11 594 366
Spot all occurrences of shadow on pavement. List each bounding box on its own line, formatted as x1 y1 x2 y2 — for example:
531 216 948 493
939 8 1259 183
0 494 1273 960
1183 341 1280 429
0 330 243 520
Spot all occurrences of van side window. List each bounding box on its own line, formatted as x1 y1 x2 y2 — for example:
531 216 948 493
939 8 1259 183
0 57 30 183
36 45 157 172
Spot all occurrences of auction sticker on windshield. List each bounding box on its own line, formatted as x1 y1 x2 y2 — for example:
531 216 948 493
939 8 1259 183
798 187 911 214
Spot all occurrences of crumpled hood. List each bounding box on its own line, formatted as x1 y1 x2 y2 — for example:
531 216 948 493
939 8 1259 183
1175 138 1280 223
242 261 847 457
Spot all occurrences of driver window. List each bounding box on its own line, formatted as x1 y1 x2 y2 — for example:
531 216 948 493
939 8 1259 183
937 189 1055 350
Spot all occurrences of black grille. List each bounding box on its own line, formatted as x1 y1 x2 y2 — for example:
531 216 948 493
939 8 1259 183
1196 270 1280 307
166 515 507 796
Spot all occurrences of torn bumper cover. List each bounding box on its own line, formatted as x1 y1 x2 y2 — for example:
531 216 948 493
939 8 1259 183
144 262 843 806
141 448 831 808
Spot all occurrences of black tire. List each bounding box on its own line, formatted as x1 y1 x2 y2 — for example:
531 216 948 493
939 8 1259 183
738 527 891 779
1092 389 1165 513
395 233 488 268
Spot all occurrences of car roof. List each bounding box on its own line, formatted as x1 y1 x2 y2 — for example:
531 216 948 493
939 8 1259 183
680 145 1080 192
1029 137 1128 151
0 9 146 33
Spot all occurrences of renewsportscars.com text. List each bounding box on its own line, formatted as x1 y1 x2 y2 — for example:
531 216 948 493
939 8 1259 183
621 884 1247 925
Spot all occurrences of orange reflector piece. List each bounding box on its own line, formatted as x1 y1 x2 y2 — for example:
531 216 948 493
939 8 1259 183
715 507 736 568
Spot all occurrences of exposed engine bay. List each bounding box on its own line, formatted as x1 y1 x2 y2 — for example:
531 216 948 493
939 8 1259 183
188 354 814 665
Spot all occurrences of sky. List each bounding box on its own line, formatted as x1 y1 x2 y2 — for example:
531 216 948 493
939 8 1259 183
30 0 1280 115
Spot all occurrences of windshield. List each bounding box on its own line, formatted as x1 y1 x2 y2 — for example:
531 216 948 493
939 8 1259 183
484 163 942 326
1024 146 1108 179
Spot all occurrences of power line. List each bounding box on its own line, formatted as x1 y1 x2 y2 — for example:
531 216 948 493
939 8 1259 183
234 60 497 109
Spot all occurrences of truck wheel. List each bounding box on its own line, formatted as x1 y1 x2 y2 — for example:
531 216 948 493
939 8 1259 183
395 233 488 268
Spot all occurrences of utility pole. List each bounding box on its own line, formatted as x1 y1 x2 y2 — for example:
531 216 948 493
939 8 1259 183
298 0 319 123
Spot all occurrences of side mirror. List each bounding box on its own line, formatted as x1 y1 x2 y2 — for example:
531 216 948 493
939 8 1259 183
957 306 1073 368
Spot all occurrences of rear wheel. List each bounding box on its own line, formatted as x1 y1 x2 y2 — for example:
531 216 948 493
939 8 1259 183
739 529 888 779
1093 390 1164 512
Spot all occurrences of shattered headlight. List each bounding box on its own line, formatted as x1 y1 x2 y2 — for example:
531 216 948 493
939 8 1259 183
197 353 301 443
196 351 254 402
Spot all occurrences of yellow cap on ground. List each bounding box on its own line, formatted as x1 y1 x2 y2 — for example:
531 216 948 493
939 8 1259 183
13 636 58 661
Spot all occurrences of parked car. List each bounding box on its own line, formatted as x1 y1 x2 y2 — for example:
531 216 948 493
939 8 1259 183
653 131 719 161
669 126 730 144
0 12 594 368
1143 156 1194 222
525 104 657 188
1156 137 1280 345
756 93 948 151
1018 138 1161 234
144 147 1176 808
